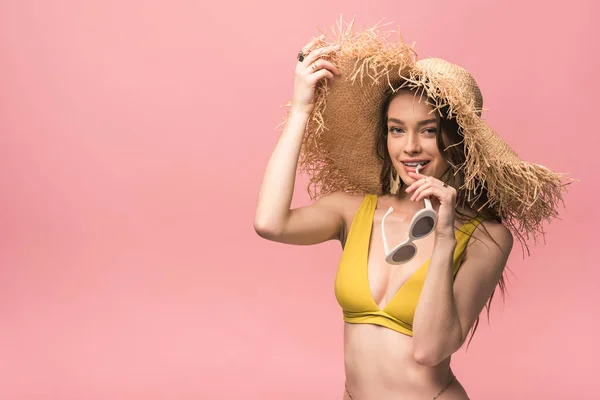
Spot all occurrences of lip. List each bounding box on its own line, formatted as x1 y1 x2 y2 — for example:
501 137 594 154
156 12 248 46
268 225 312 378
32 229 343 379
400 160 430 173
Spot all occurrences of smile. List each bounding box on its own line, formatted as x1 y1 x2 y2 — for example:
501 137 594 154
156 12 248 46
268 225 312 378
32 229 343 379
400 160 431 173
401 160 430 167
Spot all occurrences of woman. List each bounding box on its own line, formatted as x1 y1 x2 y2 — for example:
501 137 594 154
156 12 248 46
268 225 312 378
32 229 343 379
254 23 567 400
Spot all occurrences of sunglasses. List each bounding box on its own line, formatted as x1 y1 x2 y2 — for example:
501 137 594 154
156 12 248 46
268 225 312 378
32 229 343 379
381 165 438 265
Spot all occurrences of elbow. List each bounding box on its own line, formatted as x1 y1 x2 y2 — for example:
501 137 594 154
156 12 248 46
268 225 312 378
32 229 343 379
253 219 282 240
412 330 462 366
413 348 444 367
254 209 291 240
413 338 454 366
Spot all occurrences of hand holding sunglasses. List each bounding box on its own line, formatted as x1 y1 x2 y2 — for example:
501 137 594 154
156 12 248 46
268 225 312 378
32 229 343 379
381 164 438 265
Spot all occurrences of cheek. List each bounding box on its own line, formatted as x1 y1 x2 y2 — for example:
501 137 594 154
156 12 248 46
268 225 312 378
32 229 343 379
427 142 443 161
434 155 450 176
387 138 400 157
428 143 447 172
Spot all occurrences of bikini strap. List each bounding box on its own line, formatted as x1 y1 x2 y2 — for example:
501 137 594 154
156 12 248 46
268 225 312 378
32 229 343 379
342 194 377 250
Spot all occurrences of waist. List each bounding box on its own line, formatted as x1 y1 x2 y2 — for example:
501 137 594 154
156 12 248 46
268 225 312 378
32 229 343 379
343 323 453 392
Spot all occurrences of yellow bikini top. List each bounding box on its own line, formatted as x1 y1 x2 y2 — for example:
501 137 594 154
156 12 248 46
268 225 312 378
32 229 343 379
334 194 484 336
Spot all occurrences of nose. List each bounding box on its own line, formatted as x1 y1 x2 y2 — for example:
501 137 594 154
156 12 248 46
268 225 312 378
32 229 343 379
404 132 422 155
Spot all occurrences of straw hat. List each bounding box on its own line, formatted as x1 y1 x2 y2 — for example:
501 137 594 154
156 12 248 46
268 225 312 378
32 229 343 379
284 19 571 246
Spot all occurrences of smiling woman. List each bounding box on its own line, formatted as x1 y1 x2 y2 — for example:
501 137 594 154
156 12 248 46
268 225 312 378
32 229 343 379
254 20 570 400
385 91 448 187
377 87 502 231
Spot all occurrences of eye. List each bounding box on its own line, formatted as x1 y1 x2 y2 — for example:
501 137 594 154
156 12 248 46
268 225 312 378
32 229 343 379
389 127 404 134
423 128 437 136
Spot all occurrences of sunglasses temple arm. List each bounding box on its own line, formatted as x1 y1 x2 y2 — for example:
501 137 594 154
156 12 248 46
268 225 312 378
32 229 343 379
415 165 434 212
424 196 433 211
381 207 393 254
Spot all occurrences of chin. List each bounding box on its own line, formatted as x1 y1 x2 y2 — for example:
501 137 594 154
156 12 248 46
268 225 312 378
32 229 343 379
402 174 419 184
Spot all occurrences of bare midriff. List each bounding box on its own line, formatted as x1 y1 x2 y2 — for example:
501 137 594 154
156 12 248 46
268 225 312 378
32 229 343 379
342 323 470 400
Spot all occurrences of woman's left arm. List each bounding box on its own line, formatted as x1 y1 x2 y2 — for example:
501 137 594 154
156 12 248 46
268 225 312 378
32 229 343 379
405 171 513 366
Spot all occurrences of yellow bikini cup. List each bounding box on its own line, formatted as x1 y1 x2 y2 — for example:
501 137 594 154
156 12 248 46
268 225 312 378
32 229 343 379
334 194 484 336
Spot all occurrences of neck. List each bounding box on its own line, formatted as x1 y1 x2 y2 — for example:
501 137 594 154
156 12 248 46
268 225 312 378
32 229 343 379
389 190 440 211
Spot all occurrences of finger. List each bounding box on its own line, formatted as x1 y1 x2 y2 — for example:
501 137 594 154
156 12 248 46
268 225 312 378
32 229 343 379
406 175 436 194
298 35 330 64
410 177 446 200
410 181 433 201
308 68 334 84
302 44 341 66
301 34 325 54
305 59 341 76
414 186 455 202
405 177 426 193
407 171 426 181
412 186 441 202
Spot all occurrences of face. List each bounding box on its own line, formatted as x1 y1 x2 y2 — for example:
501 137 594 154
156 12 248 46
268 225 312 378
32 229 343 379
386 91 449 185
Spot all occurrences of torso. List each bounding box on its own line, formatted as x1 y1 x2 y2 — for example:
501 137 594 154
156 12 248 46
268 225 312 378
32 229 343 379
337 193 476 400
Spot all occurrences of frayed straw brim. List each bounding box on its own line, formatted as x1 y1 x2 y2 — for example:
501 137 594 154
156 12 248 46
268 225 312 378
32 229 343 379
281 18 573 249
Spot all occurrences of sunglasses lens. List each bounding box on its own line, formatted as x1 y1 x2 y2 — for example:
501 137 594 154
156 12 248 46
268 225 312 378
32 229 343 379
413 216 435 238
392 245 416 263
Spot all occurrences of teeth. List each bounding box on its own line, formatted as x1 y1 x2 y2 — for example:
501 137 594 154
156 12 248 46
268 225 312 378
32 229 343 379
403 161 429 166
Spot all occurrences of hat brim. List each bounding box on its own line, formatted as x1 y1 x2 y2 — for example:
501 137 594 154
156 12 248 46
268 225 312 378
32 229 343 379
284 19 572 247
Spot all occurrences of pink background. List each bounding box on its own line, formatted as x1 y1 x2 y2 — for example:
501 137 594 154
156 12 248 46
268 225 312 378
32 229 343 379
0 1 598 399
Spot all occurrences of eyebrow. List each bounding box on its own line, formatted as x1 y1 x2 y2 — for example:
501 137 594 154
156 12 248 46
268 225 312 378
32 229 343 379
387 118 437 126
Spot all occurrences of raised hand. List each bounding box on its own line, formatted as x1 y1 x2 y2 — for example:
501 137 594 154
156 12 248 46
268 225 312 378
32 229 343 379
291 34 341 115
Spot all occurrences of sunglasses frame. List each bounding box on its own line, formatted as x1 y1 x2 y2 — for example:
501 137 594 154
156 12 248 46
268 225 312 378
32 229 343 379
381 197 438 265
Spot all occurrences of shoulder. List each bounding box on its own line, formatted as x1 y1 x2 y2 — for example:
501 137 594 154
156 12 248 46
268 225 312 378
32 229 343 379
466 218 513 265
478 219 513 248
316 192 372 245
455 205 513 253
314 191 366 215
309 191 365 227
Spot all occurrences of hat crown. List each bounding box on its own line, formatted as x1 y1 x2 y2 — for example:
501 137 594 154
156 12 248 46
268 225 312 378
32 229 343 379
416 58 483 112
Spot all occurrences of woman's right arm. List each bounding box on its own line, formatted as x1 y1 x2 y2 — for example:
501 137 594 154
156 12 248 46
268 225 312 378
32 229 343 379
254 36 344 246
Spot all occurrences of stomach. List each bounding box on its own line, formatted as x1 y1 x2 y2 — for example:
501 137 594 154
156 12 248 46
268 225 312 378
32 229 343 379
342 323 470 400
